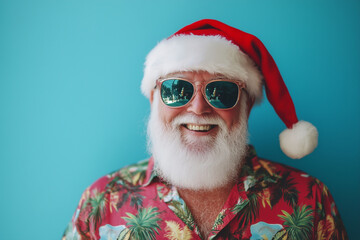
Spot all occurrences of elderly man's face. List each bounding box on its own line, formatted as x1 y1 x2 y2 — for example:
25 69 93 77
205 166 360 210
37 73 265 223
151 71 243 133
148 71 249 189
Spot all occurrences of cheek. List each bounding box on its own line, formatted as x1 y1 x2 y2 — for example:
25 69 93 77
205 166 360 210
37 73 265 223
216 107 241 129
158 101 184 124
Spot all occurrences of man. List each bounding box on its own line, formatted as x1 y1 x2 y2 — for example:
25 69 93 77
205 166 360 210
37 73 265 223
63 19 347 239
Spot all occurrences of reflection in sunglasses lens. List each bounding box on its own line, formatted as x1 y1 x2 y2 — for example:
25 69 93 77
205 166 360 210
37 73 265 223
206 82 238 109
161 79 193 107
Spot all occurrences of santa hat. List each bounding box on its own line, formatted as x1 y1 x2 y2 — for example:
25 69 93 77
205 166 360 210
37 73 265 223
141 19 318 159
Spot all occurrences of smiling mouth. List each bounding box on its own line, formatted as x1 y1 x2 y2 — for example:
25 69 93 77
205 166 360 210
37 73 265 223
183 124 216 132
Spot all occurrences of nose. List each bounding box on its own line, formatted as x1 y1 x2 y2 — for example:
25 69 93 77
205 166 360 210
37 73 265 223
186 88 212 115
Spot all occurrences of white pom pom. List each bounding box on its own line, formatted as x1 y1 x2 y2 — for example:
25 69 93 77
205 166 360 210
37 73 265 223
279 120 318 159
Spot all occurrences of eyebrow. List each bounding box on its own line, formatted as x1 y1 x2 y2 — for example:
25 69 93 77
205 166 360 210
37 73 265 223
162 73 186 78
210 75 228 80
162 73 229 80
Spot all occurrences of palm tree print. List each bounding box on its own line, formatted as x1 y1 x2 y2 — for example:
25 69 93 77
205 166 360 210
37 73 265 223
118 160 148 185
168 200 195 230
270 171 299 208
232 194 259 227
116 186 144 210
316 215 335 240
88 190 108 231
62 150 348 240
210 224 244 240
278 204 314 239
121 207 161 240
106 173 145 210
271 228 287 240
212 209 226 231
306 177 328 200
164 221 192 240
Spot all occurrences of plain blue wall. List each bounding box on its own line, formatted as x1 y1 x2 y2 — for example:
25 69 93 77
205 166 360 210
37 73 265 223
0 0 359 239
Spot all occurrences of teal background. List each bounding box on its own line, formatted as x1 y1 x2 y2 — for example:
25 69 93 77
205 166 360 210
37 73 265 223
0 0 359 239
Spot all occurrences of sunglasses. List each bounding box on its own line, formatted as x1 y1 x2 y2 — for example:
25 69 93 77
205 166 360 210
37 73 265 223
156 78 246 110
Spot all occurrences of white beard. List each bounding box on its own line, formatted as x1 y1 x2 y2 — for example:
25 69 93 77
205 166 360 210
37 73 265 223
147 92 249 190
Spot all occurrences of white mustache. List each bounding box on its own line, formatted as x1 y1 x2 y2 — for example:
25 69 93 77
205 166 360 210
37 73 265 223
171 114 226 128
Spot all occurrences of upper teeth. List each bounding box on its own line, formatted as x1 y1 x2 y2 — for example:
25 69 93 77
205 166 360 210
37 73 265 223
186 124 211 131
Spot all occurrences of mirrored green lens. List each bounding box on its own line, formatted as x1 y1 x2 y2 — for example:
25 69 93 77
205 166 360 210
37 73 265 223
205 81 239 109
161 79 194 107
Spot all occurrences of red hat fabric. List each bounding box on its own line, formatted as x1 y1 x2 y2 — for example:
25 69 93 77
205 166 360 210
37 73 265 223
141 19 318 159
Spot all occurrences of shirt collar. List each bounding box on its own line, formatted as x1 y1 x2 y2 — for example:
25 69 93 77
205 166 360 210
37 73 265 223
239 145 281 192
142 156 158 186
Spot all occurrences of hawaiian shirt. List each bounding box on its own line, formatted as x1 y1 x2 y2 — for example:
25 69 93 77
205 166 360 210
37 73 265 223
62 146 348 240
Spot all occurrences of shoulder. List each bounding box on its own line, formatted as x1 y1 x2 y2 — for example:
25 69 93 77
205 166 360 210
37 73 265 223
75 158 153 221
83 159 151 197
245 145 322 187
256 157 320 183
261 157 339 204
249 156 329 200
252 159 348 239
63 159 155 239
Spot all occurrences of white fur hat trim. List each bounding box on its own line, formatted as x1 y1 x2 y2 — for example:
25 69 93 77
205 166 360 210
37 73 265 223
141 35 263 101
279 120 318 159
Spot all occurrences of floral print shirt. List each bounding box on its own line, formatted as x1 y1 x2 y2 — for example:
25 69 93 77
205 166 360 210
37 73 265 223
63 146 348 240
